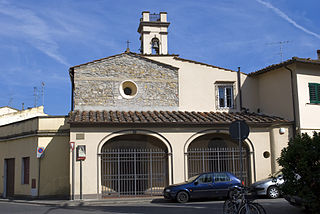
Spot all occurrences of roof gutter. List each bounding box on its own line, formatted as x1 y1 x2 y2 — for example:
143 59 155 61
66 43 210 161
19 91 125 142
284 65 297 137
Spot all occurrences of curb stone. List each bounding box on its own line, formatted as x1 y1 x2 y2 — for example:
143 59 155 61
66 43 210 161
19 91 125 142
0 197 161 207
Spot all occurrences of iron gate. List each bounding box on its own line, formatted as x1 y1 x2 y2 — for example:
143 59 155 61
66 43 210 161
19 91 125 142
187 147 250 185
100 149 168 197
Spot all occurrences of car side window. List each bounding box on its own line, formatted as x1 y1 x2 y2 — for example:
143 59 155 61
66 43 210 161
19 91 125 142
214 173 230 182
197 174 213 183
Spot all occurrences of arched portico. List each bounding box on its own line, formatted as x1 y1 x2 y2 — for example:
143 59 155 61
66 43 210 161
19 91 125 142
97 130 172 197
184 129 253 185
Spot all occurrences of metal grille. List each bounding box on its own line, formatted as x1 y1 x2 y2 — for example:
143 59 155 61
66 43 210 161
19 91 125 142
100 149 168 197
187 147 250 185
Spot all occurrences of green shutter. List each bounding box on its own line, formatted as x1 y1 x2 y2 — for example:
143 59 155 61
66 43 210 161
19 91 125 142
317 85 320 102
309 83 320 103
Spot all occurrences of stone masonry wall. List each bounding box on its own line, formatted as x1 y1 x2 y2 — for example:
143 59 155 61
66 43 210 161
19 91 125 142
73 54 179 111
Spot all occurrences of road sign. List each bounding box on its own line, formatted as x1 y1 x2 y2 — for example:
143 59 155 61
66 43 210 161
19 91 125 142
229 120 250 141
70 142 75 151
76 145 86 161
37 147 45 158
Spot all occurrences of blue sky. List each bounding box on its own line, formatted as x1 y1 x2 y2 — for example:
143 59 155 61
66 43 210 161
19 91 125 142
1 0 319 115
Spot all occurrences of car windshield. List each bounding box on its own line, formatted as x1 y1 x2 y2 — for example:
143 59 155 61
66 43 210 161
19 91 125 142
187 175 199 182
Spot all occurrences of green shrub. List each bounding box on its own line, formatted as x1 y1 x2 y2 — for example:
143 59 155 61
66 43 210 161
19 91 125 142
277 132 320 213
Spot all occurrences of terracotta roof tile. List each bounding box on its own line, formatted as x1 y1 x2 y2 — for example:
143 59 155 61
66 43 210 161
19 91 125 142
249 57 320 76
69 110 289 126
172 57 236 73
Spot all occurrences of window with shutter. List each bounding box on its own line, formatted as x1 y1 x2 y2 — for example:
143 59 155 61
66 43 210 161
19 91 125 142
309 83 320 104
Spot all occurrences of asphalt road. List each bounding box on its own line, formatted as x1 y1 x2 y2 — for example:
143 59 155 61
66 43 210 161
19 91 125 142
0 198 306 214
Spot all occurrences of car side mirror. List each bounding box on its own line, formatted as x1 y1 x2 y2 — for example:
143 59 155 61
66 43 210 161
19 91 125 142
272 177 277 183
194 181 199 185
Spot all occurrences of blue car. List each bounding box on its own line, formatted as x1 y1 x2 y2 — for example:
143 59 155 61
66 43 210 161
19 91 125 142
163 172 242 203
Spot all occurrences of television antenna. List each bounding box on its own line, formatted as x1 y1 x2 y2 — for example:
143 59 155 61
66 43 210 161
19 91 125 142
8 97 13 107
266 40 290 62
34 87 38 107
41 82 45 107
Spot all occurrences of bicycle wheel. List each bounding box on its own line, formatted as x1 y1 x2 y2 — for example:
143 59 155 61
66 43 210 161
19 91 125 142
251 203 266 214
238 203 261 214
223 199 238 214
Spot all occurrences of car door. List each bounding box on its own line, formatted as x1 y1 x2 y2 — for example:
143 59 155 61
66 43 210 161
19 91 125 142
189 173 214 199
211 172 232 197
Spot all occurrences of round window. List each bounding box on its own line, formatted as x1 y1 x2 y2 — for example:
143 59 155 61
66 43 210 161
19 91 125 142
119 80 138 99
263 151 270 158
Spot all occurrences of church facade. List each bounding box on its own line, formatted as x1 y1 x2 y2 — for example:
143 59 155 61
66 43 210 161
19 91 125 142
68 12 291 199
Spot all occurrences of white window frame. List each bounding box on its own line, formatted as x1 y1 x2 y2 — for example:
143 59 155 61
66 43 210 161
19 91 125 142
215 83 235 110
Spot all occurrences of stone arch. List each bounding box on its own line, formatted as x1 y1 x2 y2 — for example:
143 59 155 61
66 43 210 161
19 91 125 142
97 129 172 197
97 129 172 155
183 129 254 185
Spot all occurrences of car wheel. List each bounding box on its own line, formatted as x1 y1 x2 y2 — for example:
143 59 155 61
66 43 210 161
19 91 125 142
267 186 279 199
176 191 189 203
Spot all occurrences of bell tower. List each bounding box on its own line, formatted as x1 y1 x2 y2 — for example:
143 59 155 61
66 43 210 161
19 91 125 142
138 11 170 55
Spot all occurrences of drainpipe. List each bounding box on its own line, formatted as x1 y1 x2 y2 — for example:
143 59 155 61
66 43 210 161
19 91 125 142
237 67 243 111
69 68 75 200
69 68 74 112
284 65 297 137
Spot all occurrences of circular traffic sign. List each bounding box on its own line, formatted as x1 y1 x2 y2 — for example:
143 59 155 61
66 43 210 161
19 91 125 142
38 147 44 153
229 120 250 141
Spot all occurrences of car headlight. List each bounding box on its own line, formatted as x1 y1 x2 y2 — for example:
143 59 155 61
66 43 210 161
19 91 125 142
165 189 171 193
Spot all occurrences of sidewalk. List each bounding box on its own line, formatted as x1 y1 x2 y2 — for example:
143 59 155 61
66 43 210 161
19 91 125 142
0 196 162 207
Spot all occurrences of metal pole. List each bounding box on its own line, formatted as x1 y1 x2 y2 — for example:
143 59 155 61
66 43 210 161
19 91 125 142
118 150 120 197
80 160 82 200
237 67 243 111
72 149 75 200
38 158 41 198
150 152 153 196
238 121 243 184
134 150 137 196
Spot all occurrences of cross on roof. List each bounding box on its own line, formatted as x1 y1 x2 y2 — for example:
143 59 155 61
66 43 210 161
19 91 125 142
125 40 131 53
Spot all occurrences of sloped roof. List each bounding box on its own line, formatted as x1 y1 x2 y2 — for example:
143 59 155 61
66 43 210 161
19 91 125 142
172 56 236 72
142 54 237 73
69 51 238 75
249 57 320 76
69 52 179 70
69 110 289 126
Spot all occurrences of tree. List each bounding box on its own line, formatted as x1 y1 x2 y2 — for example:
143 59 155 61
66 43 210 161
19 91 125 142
277 132 320 213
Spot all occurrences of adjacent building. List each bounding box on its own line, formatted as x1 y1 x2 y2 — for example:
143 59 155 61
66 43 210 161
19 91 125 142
0 107 69 198
248 53 320 136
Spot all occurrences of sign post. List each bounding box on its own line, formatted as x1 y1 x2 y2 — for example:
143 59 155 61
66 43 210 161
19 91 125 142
229 120 250 185
70 142 75 200
76 145 86 200
36 146 45 198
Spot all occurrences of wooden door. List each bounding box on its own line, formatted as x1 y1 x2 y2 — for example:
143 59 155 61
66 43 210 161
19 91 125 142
5 158 15 197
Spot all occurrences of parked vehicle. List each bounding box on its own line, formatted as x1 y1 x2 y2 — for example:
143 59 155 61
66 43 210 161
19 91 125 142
250 171 283 199
163 172 241 203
